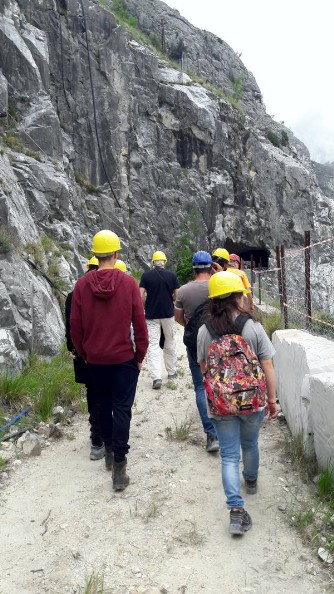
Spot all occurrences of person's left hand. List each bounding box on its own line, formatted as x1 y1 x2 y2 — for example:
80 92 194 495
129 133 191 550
266 401 278 420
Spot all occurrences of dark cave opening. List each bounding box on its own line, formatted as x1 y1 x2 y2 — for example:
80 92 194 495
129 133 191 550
239 248 270 268
224 242 271 268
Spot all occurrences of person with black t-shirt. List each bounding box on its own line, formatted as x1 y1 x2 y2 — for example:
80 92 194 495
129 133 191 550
139 251 180 389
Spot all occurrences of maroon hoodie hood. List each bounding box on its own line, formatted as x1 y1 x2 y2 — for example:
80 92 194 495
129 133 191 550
87 269 123 300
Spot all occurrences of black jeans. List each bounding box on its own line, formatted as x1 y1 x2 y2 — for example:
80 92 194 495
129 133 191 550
86 381 103 447
87 359 140 463
73 355 103 447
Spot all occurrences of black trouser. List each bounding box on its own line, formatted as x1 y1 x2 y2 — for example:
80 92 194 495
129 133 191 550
86 381 103 447
87 359 140 463
73 356 103 447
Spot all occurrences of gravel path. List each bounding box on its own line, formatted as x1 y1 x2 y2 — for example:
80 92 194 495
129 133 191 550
0 327 332 594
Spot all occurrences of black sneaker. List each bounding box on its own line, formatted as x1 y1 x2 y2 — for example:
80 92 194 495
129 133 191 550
245 479 257 494
229 509 252 535
90 444 105 461
206 434 219 453
152 379 162 389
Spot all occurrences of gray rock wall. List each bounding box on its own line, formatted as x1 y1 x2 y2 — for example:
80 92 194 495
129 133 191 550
0 0 333 369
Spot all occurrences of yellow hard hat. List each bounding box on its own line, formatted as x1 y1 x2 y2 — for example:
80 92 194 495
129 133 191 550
92 230 121 256
114 259 127 272
212 248 230 262
86 256 99 269
152 250 167 262
208 271 245 299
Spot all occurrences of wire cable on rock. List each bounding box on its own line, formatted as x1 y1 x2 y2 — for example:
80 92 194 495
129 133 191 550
78 0 121 209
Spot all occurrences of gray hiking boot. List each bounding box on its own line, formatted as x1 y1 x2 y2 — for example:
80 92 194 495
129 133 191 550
206 434 219 453
229 509 252 535
90 444 105 461
152 379 162 389
112 460 130 491
105 447 113 471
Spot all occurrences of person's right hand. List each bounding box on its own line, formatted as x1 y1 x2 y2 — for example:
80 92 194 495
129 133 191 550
211 262 223 273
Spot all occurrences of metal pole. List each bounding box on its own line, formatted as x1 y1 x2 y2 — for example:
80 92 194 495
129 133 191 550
280 244 288 328
275 246 283 314
258 257 262 305
304 230 311 328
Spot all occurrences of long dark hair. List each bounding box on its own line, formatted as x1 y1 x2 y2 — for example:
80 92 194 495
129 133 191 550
208 293 254 335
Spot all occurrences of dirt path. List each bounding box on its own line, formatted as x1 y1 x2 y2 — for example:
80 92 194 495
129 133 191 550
0 327 332 594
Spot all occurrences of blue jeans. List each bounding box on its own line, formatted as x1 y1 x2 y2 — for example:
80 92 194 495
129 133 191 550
212 410 265 509
186 348 217 438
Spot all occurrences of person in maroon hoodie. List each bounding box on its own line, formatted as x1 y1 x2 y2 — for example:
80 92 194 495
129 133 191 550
70 230 149 492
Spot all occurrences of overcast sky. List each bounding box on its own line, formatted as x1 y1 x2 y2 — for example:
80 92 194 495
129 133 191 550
163 0 334 163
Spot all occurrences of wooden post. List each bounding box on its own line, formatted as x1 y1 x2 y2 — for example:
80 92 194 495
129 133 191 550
280 244 288 328
304 230 311 328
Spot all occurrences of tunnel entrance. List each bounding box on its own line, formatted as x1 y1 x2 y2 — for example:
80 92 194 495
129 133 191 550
224 242 271 268
239 248 270 268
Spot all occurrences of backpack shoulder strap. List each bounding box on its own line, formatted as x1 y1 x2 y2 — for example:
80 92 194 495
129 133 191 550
191 298 209 318
234 314 251 334
204 321 221 340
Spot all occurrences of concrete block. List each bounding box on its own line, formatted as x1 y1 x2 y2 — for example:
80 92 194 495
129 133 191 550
309 373 334 470
273 329 334 465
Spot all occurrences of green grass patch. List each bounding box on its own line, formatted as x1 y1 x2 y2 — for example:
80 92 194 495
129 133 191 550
311 311 334 339
261 310 283 339
99 1 246 119
131 269 143 283
99 0 153 48
317 467 334 502
79 569 107 594
25 240 45 267
75 172 102 195
60 242 73 251
266 130 281 148
4 134 25 152
174 207 203 284
4 134 41 160
165 414 192 441
283 431 317 482
0 346 82 420
41 234 55 253
186 71 245 118
290 508 316 532
24 149 42 161
0 227 14 254
0 456 7 471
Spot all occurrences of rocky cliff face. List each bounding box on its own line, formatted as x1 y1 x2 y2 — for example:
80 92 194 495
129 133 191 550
0 0 333 369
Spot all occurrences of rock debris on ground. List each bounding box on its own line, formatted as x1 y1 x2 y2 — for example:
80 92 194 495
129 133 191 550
0 327 333 594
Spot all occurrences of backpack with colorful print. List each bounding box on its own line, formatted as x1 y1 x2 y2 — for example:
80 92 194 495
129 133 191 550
203 316 267 416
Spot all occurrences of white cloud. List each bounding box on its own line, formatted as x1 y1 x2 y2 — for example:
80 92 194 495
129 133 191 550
290 110 334 164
